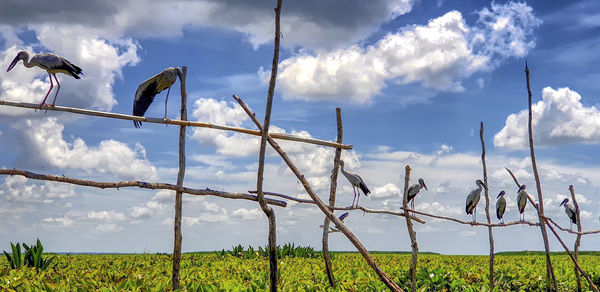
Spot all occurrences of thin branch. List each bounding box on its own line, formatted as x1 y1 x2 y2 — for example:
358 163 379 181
0 99 352 150
251 190 426 224
322 107 343 287
480 122 495 292
402 165 418 292
0 169 287 207
234 94 403 292
570 185 583 292
400 207 539 228
172 66 187 290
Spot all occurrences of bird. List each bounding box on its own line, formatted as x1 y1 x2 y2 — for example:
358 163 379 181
338 211 350 223
6 51 83 108
465 179 487 222
559 198 577 230
406 178 428 212
319 212 350 233
339 160 370 207
132 67 181 128
517 185 528 222
496 190 506 224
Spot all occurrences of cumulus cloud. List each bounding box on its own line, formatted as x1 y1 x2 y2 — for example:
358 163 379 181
274 2 540 103
0 176 75 203
372 183 402 199
494 87 600 149
13 117 157 180
42 217 73 226
86 210 126 221
232 208 263 220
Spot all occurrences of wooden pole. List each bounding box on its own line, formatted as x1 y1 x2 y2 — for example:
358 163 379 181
255 1 283 291
0 100 352 150
569 185 583 292
322 108 343 287
234 94 402 291
172 66 187 290
402 165 418 292
525 62 557 291
480 122 494 291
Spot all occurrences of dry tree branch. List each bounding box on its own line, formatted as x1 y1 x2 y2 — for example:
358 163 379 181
171 66 187 290
0 169 287 207
402 166 418 292
0 99 352 150
399 206 539 227
251 190 426 224
480 122 495 291
525 63 557 291
234 94 403 292
322 108 343 287
570 185 583 292
505 167 598 292
256 1 283 290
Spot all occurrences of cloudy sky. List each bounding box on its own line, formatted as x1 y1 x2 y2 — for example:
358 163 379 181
1 0 600 255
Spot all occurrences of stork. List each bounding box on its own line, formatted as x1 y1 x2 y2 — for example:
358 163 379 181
319 212 350 233
496 190 506 224
6 51 83 108
517 185 528 222
559 198 577 230
406 178 428 214
339 160 370 207
465 179 487 222
132 67 181 128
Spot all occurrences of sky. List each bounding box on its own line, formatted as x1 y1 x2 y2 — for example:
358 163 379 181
0 0 600 255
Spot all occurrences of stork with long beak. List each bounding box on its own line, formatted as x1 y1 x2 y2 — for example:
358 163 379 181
559 198 577 231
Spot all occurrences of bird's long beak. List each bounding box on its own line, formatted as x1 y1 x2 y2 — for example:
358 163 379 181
6 55 20 72
559 199 567 207
423 182 428 191
497 191 504 199
517 185 525 193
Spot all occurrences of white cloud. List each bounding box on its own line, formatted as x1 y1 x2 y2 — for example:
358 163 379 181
232 208 263 220
42 217 73 226
495 87 600 149
86 210 126 221
0 176 75 203
274 2 540 103
94 223 123 232
372 183 402 199
14 117 157 180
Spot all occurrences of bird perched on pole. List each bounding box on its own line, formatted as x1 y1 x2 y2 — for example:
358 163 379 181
406 178 428 213
517 185 528 222
465 179 487 222
559 198 577 230
132 67 182 128
496 190 506 224
6 51 83 109
339 160 370 207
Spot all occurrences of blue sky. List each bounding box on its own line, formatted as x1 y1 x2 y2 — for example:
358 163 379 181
1 0 600 255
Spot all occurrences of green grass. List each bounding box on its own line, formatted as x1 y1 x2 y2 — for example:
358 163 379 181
1 253 599 291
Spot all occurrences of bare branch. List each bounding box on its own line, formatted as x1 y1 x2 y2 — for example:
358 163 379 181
402 165 418 292
480 122 495 291
570 184 583 292
0 169 287 207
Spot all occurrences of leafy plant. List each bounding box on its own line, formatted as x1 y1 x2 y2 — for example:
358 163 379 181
3 242 22 269
3 239 55 270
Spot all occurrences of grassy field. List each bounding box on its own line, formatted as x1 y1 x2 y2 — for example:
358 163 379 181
1 252 600 291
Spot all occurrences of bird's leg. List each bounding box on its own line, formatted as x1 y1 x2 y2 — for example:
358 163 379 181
163 87 171 124
411 200 415 217
352 187 357 207
50 74 61 107
40 72 54 111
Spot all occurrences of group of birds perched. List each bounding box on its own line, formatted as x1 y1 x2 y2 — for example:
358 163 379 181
7 50 580 230
6 51 181 127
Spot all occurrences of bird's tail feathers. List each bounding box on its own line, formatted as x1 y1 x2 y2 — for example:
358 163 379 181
358 182 370 196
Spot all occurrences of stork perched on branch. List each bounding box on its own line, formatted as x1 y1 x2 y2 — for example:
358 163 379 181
339 160 370 207
6 51 83 108
517 185 528 222
132 67 181 128
559 198 577 230
496 190 506 224
465 179 487 222
406 178 427 213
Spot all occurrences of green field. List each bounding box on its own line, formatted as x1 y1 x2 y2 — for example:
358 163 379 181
2 252 600 291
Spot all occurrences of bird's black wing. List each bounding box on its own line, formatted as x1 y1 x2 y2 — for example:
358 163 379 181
60 57 83 78
133 80 159 128
358 181 370 196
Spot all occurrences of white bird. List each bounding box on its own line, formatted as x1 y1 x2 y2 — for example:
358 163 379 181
465 179 487 222
406 178 428 212
559 198 577 230
339 160 370 207
6 51 83 108
496 190 506 224
517 185 528 222
132 67 181 128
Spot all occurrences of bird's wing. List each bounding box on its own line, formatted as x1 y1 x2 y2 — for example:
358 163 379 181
496 198 506 219
356 175 370 195
407 184 418 201
132 79 159 127
34 54 83 79
466 191 475 214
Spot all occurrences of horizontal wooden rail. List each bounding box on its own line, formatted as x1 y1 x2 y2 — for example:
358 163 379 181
0 169 287 207
0 99 352 150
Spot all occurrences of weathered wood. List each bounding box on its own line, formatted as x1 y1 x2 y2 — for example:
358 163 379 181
0 170 287 207
402 166 418 292
322 107 343 287
480 122 494 292
569 185 583 292
172 66 187 290
234 94 403 292
0 99 352 150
